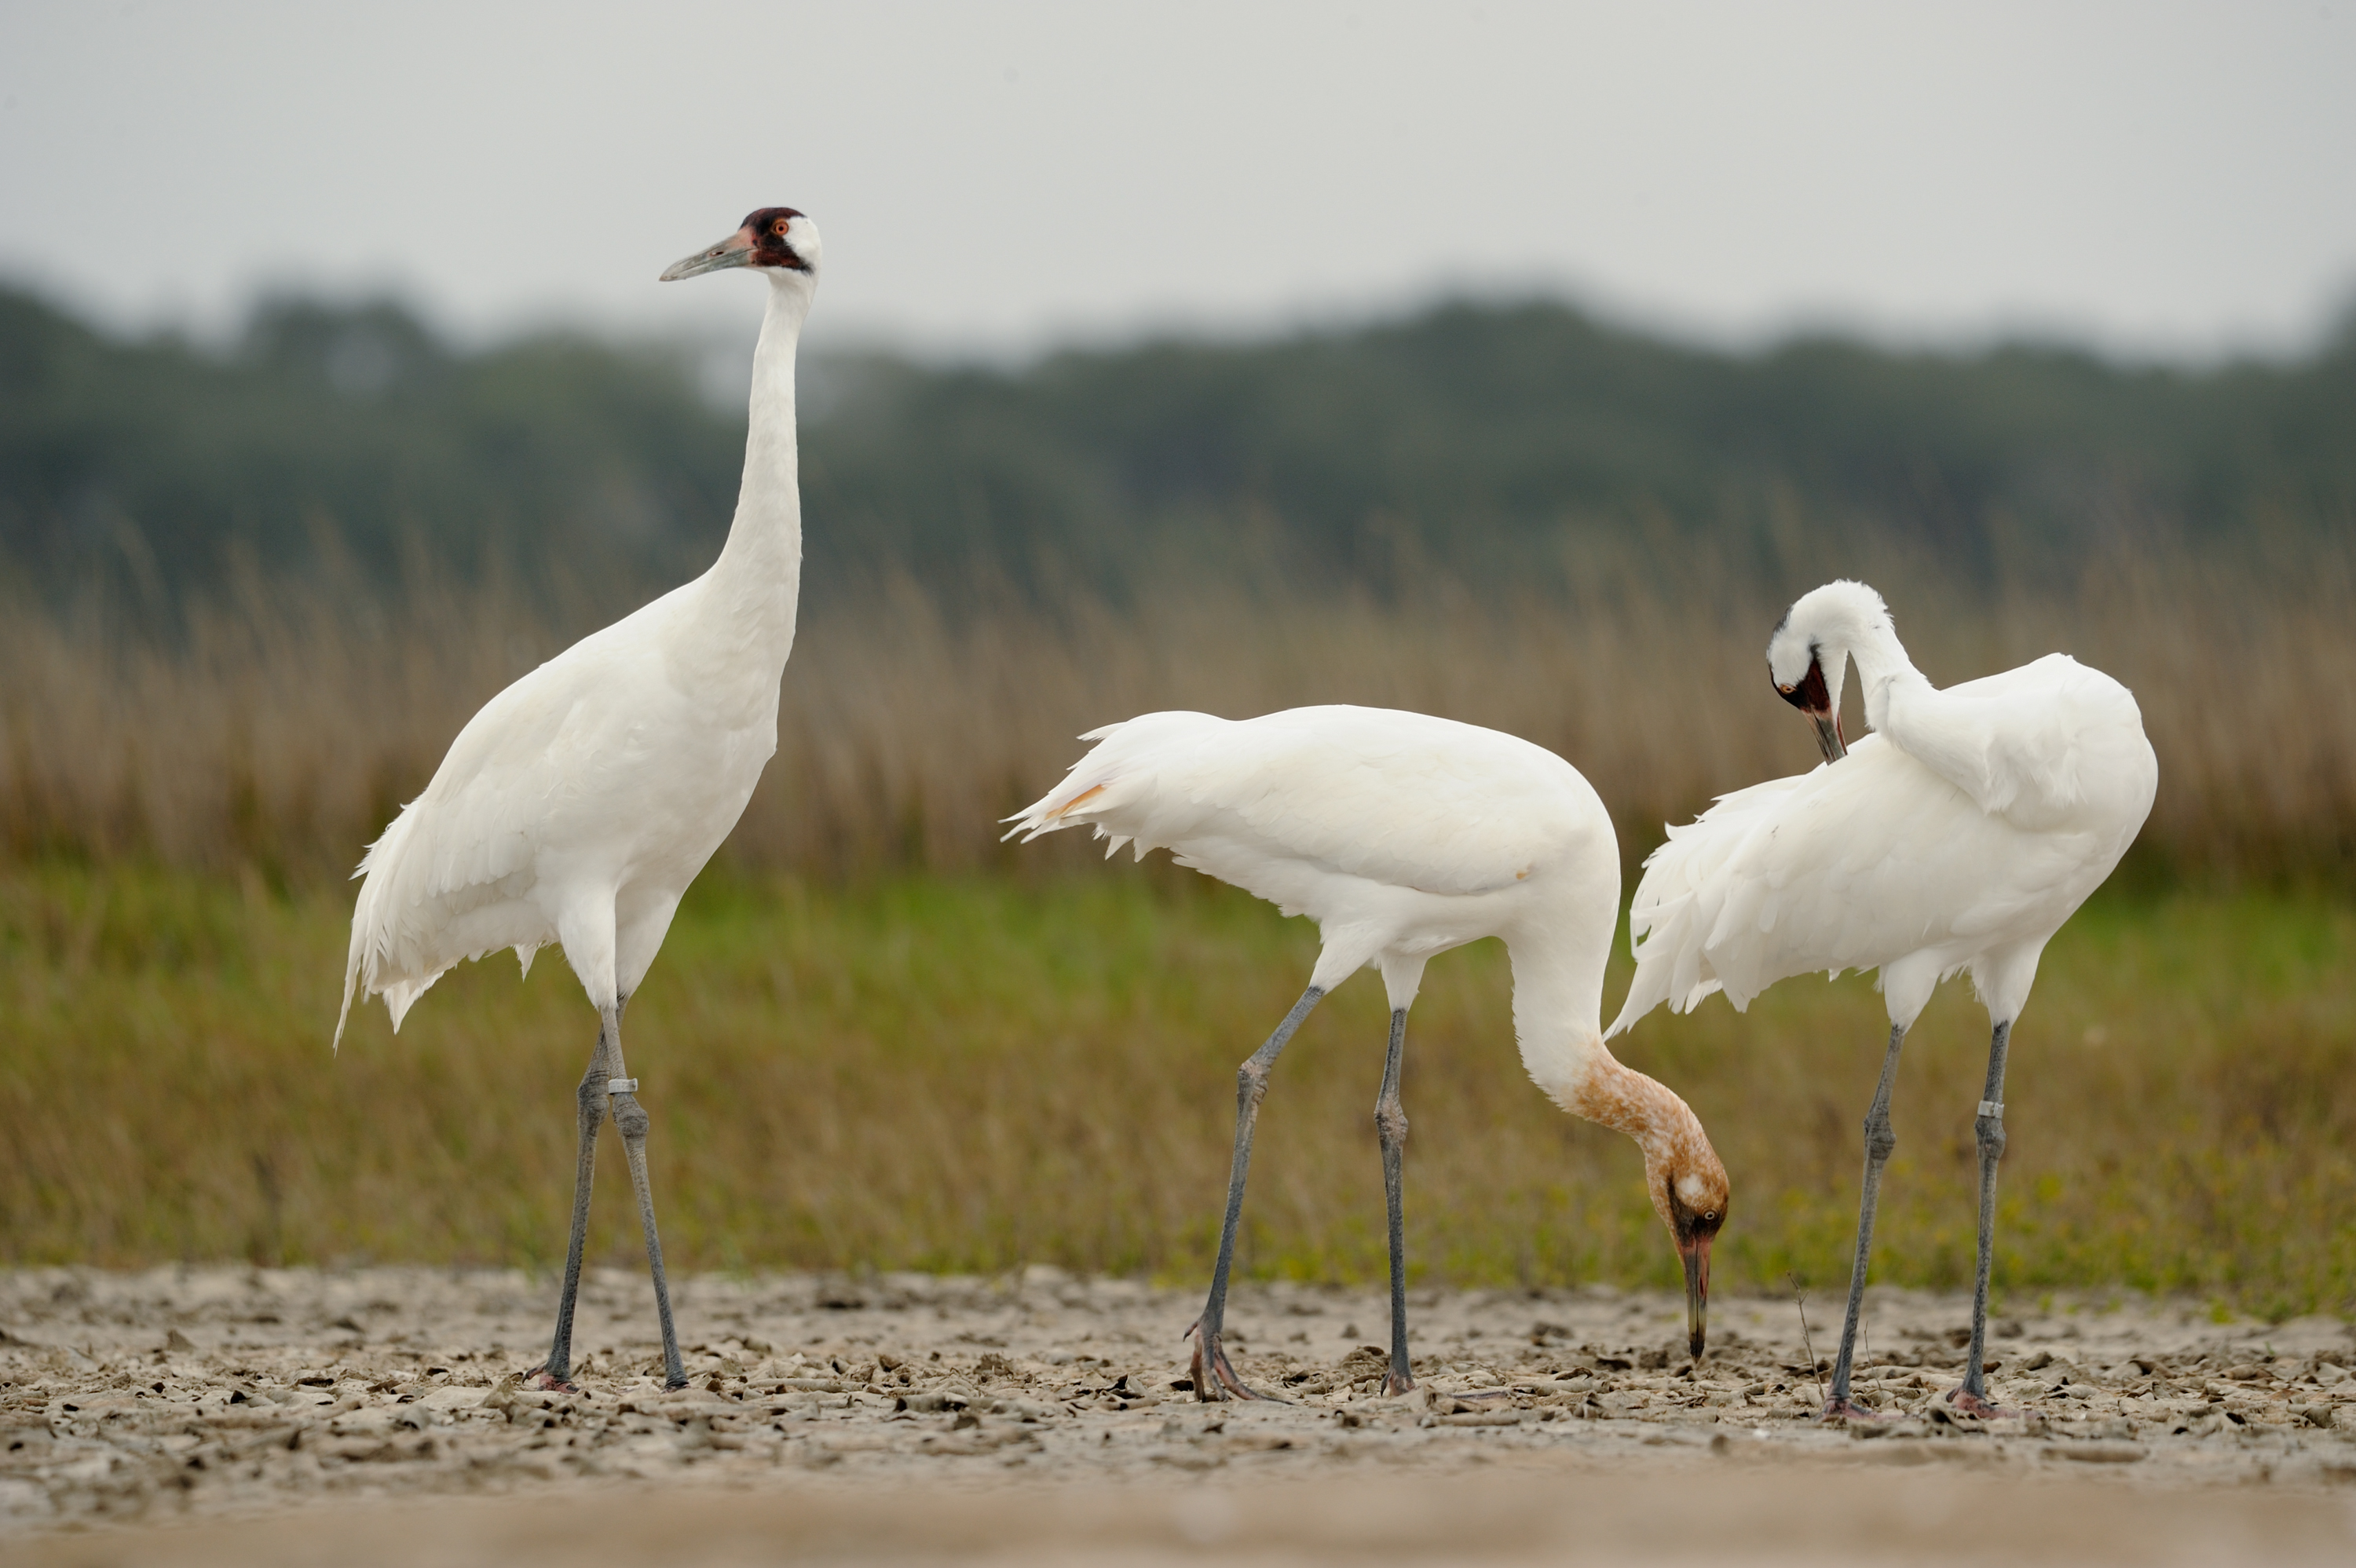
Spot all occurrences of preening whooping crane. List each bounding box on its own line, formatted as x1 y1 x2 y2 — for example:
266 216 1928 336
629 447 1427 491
337 209 821 1391
1009 705 1730 1400
1608 580 2156 1418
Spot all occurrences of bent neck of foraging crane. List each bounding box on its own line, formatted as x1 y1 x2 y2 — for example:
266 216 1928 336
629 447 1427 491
1506 909 1717 1190
703 276 812 656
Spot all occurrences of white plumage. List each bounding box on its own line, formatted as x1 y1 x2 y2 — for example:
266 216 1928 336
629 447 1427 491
1026 705 1596 949
1612 585 2155 1036
1610 579 2156 1419
335 574 792 1034
335 208 822 1392
1011 704 1729 1398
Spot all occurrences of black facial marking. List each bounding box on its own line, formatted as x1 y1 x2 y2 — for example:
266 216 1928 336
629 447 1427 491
1774 653 1832 714
738 206 811 272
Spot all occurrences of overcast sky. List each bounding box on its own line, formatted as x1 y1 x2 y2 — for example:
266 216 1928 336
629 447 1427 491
4 2 2353 360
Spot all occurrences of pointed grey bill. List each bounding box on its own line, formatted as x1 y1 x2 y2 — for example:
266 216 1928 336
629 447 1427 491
1813 711 1847 763
658 229 755 282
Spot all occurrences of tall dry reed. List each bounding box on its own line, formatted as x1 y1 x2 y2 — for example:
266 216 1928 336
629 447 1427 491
2 531 2351 886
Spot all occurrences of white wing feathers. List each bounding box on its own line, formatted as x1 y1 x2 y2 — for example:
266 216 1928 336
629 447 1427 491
1005 706 1589 901
1886 655 2117 822
1606 734 2097 1037
336 635 642 1045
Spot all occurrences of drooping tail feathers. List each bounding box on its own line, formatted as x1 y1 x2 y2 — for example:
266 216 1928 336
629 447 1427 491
1001 711 1222 863
333 805 451 1050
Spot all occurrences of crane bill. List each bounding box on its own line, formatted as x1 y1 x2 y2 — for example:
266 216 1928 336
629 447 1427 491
659 230 755 281
1681 1235 1712 1359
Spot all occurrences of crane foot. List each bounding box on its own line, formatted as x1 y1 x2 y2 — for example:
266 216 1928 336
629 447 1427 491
527 1365 580 1394
1819 1396 1890 1422
1186 1321 1286 1403
1944 1387 2012 1419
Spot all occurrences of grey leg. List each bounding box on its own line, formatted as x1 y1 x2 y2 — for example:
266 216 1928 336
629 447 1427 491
1953 1019 2014 1415
1825 1022 1906 1417
1189 984 1323 1402
1375 1007 1414 1396
533 1020 616 1391
604 1011 687 1391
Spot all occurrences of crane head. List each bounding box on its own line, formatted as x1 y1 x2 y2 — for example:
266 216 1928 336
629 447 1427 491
1652 1143 1730 1362
1768 580 1892 762
660 208 821 283
1771 652 1846 763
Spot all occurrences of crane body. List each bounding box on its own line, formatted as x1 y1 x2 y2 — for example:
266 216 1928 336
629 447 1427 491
1012 704 1728 1399
338 210 821 1391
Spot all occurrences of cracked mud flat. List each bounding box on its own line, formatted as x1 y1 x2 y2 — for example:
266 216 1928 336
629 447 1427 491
4 1267 2356 1565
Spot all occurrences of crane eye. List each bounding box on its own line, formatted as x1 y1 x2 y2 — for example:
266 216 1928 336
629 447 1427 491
1777 684 1794 695
773 218 791 235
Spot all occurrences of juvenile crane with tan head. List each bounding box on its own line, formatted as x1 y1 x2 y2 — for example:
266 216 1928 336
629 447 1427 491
1010 705 1730 1399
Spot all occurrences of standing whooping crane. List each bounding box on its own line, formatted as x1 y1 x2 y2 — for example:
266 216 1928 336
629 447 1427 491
1008 705 1730 1401
336 209 821 1391
1608 580 2157 1419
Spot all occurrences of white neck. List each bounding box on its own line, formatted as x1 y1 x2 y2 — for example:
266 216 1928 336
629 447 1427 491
698 276 810 667
1810 601 1930 738
1505 894 1705 1169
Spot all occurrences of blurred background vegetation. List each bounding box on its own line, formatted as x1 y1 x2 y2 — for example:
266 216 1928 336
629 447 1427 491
2 282 2351 1314
8 281 2354 605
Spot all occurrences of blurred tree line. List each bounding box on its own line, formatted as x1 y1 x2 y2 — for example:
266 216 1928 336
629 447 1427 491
3 281 2351 610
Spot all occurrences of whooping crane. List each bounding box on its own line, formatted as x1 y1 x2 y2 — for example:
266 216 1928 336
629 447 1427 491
1609 580 2156 1418
1010 705 1730 1400
337 209 821 1391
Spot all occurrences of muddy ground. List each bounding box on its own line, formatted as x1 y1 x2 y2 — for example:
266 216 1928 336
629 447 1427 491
4 1267 2354 1563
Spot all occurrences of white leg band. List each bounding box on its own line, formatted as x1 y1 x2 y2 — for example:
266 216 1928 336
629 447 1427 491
1977 1100 2003 1120
607 1078 639 1095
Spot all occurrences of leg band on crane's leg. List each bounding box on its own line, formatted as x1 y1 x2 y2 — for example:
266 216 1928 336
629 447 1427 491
1952 1022 2014 1416
1375 1007 1415 1398
613 1080 688 1391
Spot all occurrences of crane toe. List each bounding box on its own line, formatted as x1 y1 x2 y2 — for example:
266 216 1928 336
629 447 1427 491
1186 1323 1286 1403
1944 1387 2013 1420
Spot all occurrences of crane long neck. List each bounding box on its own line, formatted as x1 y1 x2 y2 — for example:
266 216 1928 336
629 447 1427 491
1839 616 1929 737
703 280 809 664
1506 900 1708 1171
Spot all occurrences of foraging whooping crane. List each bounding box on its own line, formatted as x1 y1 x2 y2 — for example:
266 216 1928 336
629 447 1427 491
337 209 821 1391
1009 705 1730 1400
1608 580 2156 1417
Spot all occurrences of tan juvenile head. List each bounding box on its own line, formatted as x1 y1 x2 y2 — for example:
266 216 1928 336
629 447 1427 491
1571 1063 1730 1360
1646 1111 1729 1362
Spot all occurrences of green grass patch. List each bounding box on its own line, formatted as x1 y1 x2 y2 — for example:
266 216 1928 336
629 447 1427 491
2 863 2351 1315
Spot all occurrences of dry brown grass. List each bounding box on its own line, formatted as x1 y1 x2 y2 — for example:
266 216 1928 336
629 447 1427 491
2 535 2352 1306
2 531 2351 887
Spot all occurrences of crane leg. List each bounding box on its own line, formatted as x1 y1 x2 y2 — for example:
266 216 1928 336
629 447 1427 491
1824 1022 1907 1420
603 1015 688 1391
1374 1007 1415 1396
1187 984 1323 1402
1950 1019 2014 1418
533 1012 621 1391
